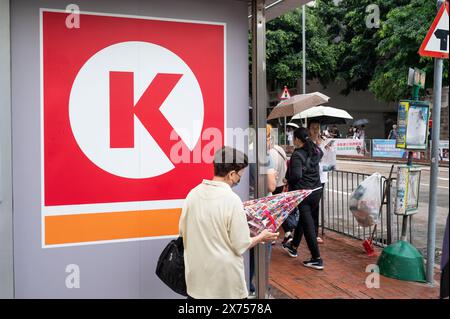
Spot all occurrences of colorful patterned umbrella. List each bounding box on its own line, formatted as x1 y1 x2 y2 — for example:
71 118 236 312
244 189 317 236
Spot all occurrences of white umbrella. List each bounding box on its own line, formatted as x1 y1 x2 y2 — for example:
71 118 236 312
286 122 300 128
267 92 330 120
292 105 353 125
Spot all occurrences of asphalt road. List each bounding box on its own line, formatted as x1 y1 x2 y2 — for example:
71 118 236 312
336 160 449 208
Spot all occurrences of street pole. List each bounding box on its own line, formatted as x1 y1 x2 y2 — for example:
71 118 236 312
302 5 306 94
426 56 443 285
251 0 268 299
425 0 446 286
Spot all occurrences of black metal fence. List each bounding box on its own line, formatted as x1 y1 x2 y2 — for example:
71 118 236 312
321 170 413 247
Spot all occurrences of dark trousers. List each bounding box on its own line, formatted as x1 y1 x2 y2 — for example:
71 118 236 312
292 189 323 260
311 183 325 237
249 248 255 293
441 261 449 299
281 220 291 234
312 198 319 238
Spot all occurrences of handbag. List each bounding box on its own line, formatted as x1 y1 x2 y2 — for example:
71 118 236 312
155 236 187 296
284 207 299 231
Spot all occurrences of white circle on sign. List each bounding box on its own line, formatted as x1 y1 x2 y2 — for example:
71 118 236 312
69 41 204 179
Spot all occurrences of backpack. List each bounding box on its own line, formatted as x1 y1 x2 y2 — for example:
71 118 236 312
155 236 187 296
293 149 311 173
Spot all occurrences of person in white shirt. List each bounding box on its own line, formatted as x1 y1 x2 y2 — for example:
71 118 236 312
268 126 287 195
356 125 366 140
322 125 332 138
286 123 299 146
287 128 294 146
249 125 277 295
179 146 278 299
352 126 358 139
356 125 366 154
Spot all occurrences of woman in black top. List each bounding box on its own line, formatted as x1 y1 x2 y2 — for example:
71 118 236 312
283 127 324 270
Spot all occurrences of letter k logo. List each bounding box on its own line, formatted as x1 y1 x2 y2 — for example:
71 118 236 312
110 72 185 158
68 42 205 179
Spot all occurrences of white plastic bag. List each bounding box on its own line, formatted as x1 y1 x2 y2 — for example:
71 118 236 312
349 173 382 227
321 140 337 172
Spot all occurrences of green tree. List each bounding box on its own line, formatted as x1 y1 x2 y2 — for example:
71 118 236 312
265 0 449 102
313 0 412 96
371 0 449 101
265 7 340 89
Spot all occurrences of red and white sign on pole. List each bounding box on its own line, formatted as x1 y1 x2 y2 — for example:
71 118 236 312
41 10 225 247
419 1 449 59
420 1 449 284
280 86 291 100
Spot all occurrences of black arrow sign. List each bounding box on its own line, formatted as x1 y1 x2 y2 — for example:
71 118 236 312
434 28 449 51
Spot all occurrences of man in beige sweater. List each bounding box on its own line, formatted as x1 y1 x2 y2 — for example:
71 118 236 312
179 146 278 299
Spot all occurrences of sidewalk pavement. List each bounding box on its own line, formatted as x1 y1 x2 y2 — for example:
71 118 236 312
269 231 441 299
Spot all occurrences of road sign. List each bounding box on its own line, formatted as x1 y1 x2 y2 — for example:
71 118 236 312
280 86 291 100
41 10 225 247
419 2 449 59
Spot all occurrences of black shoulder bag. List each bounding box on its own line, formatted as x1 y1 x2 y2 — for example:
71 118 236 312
155 236 187 296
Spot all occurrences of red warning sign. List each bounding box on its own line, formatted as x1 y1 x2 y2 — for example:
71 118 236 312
419 2 449 59
280 86 291 100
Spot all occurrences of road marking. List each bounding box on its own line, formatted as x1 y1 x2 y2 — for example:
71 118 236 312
337 160 397 168
329 184 449 192
421 183 449 189
337 160 449 172
327 189 351 196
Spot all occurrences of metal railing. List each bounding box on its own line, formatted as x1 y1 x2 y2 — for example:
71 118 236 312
321 170 413 247
282 139 449 164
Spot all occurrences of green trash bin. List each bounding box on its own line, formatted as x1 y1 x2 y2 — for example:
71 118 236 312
377 240 426 283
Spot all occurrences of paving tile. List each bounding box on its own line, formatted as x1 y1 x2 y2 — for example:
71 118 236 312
269 231 441 299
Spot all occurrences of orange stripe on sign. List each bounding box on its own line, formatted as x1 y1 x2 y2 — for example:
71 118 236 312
45 208 182 245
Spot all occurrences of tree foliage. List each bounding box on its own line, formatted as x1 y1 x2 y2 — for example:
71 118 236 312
265 6 340 89
371 0 449 101
265 0 449 102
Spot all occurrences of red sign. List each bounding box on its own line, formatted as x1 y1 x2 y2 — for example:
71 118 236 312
42 11 225 207
280 86 291 100
419 2 449 59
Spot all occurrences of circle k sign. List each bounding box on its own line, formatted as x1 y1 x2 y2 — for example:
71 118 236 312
70 41 204 179
41 10 225 246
